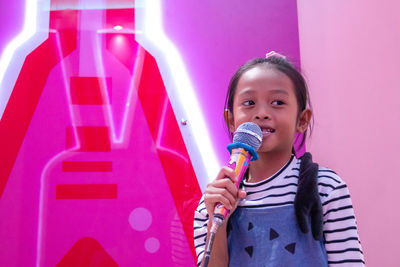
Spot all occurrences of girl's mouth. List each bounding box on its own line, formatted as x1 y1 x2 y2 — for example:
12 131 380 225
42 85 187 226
261 127 275 136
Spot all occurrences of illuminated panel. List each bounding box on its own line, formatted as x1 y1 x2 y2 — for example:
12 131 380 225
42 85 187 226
136 0 221 190
33 6 198 266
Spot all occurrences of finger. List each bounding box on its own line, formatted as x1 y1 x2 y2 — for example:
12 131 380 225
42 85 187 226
204 182 237 212
238 189 247 199
216 166 237 181
204 191 234 210
215 187 237 208
232 190 246 210
209 177 239 198
204 186 236 208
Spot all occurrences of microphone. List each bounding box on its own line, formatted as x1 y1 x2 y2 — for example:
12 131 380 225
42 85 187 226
201 122 262 267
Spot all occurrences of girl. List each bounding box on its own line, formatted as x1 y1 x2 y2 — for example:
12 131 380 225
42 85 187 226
193 52 364 266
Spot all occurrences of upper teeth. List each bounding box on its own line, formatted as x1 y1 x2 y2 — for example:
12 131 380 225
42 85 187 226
263 128 274 133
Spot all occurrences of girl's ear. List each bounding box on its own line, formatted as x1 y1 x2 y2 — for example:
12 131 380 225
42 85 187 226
224 109 235 133
296 108 312 133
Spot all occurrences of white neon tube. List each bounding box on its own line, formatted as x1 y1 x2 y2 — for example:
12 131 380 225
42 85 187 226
0 0 49 120
136 0 221 189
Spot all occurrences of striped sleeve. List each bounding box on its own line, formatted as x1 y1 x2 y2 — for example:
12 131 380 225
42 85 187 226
193 196 209 266
319 170 365 266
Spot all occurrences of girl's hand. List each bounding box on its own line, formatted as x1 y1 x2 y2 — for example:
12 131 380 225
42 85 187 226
204 166 247 219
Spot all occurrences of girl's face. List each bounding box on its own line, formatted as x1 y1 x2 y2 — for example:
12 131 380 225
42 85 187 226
226 66 310 155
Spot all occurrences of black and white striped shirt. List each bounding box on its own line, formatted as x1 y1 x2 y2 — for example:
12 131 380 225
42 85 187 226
194 156 364 266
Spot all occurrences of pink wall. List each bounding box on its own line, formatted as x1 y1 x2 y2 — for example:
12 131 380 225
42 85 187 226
297 1 400 266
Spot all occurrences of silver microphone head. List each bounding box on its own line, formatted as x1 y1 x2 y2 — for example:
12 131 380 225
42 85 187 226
233 122 263 151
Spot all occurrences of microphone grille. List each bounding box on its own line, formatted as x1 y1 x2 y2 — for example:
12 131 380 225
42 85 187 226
232 122 263 151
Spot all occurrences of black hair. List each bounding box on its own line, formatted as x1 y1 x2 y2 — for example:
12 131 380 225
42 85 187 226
224 55 313 147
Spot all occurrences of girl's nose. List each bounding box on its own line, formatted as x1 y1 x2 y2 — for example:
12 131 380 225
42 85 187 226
255 114 270 120
255 107 271 120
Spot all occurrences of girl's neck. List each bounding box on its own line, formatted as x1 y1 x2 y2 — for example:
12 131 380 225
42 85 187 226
248 150 293 183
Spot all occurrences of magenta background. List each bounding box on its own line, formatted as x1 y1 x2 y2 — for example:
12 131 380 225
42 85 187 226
1 0 399 266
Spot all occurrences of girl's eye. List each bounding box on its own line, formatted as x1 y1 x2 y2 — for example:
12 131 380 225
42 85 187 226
272 100 285 106
243 100 255 106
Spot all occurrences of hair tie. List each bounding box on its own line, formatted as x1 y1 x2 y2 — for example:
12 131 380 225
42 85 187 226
265 51 286 59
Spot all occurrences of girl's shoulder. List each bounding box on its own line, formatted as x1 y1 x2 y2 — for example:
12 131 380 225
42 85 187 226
296 156 347 196
316 165 348 197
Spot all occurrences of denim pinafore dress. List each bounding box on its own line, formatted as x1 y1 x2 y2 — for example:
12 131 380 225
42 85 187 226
227 205 328 267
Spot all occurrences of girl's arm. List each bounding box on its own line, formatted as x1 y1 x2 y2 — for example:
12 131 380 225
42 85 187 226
194 199 231 267
204 214 229 266
318 170 365 266
193 167 246 266
194 197 211 266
